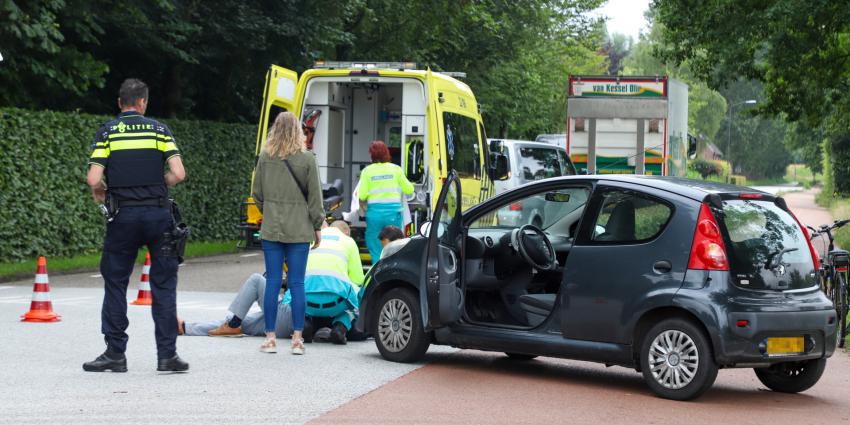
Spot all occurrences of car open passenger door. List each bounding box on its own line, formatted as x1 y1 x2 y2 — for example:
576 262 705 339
422 171 463 329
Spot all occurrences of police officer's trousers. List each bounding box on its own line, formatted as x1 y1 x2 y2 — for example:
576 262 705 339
100 206 179 359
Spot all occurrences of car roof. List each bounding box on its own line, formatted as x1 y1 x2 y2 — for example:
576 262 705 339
548 174 769 201
487 139 565 150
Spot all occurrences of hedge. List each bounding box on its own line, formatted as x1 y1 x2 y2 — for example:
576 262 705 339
0 108 255 261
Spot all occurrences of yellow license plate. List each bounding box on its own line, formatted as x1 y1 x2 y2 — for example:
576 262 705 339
766 337 805 355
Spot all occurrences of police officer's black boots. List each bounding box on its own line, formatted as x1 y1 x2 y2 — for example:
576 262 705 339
157 354 189 372
330 323 348 345
83 351 127 373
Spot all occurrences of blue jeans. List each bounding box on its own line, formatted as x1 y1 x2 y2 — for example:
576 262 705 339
365 204 403 262
261 241 309 333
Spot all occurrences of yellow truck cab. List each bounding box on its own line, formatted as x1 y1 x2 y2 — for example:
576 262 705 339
242 61 500 260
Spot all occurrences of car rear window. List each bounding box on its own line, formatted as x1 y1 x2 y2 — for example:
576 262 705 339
718 200 816 291
517 147 563 183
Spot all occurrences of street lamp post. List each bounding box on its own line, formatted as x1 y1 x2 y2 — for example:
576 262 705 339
726 99 757 178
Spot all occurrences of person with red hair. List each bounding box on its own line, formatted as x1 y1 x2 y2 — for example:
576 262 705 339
358 141 414 261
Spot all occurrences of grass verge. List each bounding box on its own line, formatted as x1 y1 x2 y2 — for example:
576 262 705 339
814 191 850 249
0 240 239 282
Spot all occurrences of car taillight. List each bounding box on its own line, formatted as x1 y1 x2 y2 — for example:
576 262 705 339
738 193 763 199
687 203 729 270
788 210 821 270
510 202 523 211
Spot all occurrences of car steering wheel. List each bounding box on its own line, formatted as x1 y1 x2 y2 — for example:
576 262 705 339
511 224 557 271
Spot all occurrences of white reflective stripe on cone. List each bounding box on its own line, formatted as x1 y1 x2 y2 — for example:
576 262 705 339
34 274 49 284
142 265 151 274
31 292 51 302
138 281 151 291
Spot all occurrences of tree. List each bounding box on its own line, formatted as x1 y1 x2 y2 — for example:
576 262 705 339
0 0 108 108
600 32 633 75
653 0 850 128
623 14 727 151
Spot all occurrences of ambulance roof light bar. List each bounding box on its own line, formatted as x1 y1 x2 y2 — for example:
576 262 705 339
438 71 466 79
314 61 418 71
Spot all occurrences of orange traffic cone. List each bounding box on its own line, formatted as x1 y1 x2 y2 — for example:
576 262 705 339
130 253 153 306
21 256 61 322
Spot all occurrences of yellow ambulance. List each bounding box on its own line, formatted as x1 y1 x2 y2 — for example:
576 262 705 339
241 61 503 258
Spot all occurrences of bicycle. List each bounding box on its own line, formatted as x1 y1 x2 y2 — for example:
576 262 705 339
808 219 850 349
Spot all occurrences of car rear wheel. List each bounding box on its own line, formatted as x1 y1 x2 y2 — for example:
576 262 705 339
754 359 826 393
504 353 538 360
640 318 717 401
373 288 430 363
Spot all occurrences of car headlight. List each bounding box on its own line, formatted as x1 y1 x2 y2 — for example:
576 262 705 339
380 238 411 260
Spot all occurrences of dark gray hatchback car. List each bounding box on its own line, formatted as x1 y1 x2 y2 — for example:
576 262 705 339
357 173 839 400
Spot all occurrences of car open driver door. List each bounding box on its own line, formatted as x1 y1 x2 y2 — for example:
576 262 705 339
422 171 463 329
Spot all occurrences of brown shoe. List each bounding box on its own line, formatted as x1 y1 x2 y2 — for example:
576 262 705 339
208 322 244 337
177 317 185 336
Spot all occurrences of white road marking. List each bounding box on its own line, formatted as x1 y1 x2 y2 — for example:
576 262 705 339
90 274 102 278
51 297 94 303
0 286 14 290
240 253 259 258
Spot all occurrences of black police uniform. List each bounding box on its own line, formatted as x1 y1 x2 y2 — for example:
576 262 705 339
88 111 182 361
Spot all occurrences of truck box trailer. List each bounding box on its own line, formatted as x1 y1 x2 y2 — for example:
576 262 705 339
566 75 688 176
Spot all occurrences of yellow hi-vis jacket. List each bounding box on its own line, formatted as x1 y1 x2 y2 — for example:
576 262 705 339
305 227 365 287
358 162 414 207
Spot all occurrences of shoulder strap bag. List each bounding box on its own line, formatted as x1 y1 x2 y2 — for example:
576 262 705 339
283 159 309 202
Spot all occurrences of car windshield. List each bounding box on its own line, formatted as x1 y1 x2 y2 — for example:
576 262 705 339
517 147 563 183
474 187 589 232
718 199 816 291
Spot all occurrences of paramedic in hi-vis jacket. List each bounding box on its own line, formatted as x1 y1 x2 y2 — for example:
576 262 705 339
358 141 414 261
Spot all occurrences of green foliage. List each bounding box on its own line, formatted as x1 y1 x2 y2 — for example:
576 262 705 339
0 108 253 261
0 240 238 281
0 0 605 137
653 0 850 128
653 0 850 192
0 0 108 108
623 14 727 148
688 158 723 179
831 133 850 195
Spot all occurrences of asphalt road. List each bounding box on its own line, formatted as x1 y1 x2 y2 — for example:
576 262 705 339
0 284 453 424
4 188 847 424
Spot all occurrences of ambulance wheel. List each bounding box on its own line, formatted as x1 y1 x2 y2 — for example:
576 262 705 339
374 288 430 363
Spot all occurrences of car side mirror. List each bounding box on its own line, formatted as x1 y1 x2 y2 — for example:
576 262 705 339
418 221 432 238
490 154 509 181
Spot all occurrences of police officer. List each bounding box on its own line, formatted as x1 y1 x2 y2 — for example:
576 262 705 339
358 140 414 261
83 78 189 373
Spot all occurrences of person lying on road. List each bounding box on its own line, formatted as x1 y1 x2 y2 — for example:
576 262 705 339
179 221 365 344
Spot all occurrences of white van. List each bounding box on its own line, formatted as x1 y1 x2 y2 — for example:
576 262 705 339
486 139 575 227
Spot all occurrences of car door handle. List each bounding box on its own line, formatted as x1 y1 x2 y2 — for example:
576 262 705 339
653 260 672 274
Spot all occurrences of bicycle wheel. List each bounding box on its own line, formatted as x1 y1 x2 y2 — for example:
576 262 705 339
837 273 848 349
826 276 835 301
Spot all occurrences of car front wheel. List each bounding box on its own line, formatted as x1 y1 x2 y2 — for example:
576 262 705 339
640 318 718 401
754 359 826 393
373 287 430 363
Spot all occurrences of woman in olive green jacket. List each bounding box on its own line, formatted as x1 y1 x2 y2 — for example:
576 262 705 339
253 112 324 354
